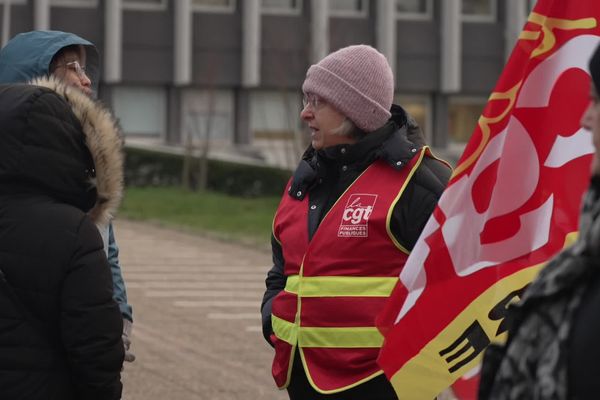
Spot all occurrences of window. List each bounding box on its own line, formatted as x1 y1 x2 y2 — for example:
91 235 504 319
192 0 236 13
449 97 487 143
261 0 301 15
329 0 368 18
49 0 97 7
181 89 234 145
396 0 432 20
395 95 432 142
250 90 304 169
112 86 167 137
250 91 302 140
462 0 496 22
122 0 167 11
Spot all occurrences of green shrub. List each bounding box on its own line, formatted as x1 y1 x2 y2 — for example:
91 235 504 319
121 187 280 246
124 146 292 197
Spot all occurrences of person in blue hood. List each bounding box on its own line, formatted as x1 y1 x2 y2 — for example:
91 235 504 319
0 30 98 94
0 30 134 363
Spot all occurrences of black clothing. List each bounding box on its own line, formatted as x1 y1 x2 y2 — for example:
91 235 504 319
567 176 600 399
0 84 124 400
287 350 397 400
568 267 600 399
0 83 96 210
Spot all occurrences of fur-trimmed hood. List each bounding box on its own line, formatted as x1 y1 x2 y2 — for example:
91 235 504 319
0 77 123 228
32 77 124 227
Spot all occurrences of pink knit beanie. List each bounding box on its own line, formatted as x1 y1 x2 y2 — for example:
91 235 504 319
302 44 394 133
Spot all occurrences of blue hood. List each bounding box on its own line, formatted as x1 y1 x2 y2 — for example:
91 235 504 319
0 30 99 91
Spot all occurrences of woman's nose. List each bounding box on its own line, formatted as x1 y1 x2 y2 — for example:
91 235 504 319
300 104 313 120
80 72 92 87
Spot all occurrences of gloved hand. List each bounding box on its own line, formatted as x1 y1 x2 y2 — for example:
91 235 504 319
123 318 135 363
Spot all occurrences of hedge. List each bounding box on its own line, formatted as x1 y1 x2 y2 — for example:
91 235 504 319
124 146 292 197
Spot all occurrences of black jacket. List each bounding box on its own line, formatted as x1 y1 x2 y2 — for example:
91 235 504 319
0 80 125 400
261 105 452 343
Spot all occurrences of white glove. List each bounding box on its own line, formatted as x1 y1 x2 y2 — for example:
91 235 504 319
123 319 135 363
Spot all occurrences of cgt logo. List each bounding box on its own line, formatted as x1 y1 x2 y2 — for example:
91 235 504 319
338 194 377 237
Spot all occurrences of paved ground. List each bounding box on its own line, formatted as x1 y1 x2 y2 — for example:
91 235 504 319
114 219 287 400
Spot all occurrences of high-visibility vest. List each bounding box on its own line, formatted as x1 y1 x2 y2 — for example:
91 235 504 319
270 147 429 394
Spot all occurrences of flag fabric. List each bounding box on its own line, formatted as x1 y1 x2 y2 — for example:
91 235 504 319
376 1 600 398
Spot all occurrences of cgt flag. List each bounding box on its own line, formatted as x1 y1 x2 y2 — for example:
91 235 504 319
376 0 600 398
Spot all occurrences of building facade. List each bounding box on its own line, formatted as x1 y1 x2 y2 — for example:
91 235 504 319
0 0 536 167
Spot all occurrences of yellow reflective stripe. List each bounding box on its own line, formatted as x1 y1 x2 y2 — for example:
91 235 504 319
284 275 299 294
272 315 383 348
272 314 297 345
284 275 398 297
299 326 383 348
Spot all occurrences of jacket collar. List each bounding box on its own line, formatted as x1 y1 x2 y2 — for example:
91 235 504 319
288 104 423 201
315 104 421 169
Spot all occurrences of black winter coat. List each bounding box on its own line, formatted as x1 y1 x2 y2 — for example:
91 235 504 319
261 105 452 344
0 80 125 400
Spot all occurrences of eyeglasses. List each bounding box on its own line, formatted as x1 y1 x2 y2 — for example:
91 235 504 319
55 60 88 79
302 93 326 110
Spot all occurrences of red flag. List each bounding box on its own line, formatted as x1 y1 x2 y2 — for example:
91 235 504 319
377 1 600 398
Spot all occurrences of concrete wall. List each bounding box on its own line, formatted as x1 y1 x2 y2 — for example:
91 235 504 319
122 7 173 84
191 8 241 87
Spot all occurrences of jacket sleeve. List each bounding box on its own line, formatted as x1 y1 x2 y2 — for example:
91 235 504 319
61 216 124 400
107 223 133 322
390 157 451 250
261 234 286 346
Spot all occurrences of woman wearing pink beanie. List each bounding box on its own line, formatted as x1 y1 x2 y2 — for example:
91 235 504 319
261 44 452 399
